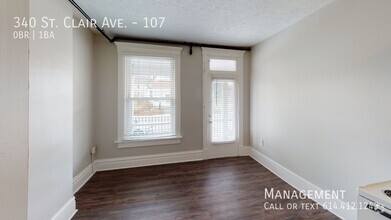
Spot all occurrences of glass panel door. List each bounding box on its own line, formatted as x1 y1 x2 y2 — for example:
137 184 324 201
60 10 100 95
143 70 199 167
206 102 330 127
211 79 237 143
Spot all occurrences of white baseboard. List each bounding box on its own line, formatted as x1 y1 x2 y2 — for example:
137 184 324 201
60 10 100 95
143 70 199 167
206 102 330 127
249 147 356 220
72 148 354 219
94 150 204 171
72 148 250 195
51 197 77 220
73 164 94 194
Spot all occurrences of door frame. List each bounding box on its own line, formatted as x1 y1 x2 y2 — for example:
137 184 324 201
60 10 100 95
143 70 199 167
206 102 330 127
202 47 245 159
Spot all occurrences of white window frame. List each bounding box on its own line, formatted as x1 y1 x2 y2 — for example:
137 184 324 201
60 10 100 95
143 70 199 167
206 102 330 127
115 42 182 148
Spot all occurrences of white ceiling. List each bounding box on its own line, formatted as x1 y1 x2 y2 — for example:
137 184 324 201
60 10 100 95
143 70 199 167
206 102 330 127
75 0 334 47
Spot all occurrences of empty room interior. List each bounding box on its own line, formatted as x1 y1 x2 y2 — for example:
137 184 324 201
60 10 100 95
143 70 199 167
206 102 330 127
2 0 391 219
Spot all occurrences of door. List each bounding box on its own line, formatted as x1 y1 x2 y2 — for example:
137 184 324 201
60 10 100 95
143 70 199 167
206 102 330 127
202 48 244 159
206 78 238 158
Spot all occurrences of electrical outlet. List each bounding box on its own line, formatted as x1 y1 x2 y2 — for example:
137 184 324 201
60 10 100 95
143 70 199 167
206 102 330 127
90 146 96 154
259 139 264 147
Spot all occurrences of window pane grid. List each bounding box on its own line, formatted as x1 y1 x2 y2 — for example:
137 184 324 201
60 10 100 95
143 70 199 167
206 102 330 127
123 56 176 139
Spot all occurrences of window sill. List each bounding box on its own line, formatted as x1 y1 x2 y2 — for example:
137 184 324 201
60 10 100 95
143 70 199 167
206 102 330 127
115 136 182 148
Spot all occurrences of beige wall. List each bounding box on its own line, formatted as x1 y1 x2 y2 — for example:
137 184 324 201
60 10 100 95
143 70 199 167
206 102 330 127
73 25 95 176
28 0 75 219
0 0 29 218
251 0 391 203
93 35 250 159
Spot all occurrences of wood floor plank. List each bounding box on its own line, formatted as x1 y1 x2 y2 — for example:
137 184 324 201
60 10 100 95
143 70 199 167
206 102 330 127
74 157 339 220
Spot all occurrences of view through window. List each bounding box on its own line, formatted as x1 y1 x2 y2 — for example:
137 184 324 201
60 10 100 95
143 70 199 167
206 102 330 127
123 56 176 139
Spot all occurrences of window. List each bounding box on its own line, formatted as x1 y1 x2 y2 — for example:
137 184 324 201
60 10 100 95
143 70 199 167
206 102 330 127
124 56 176 138
209 59 237 71
211 79 237 143
115 42 182 148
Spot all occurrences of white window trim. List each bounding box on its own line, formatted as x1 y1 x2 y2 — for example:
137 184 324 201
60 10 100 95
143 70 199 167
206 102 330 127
115 135 183 148
115 42 182 148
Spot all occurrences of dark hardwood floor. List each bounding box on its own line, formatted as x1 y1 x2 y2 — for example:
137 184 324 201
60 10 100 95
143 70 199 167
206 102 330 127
74 157 339 220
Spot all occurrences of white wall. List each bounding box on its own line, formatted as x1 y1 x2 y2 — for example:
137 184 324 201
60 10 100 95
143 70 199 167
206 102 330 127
28 0 75 219
0 0 29 219
251 0 391 203
93 35 251 160
73 24 95 176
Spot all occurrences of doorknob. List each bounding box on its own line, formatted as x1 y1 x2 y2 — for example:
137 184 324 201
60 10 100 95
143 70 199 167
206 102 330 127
208 120 212 124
